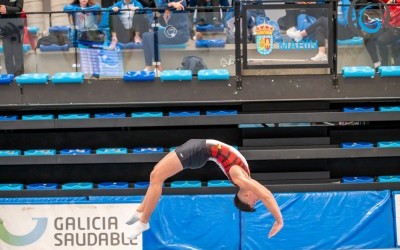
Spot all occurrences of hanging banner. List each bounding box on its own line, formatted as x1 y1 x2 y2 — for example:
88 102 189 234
395 192 400 247
0 203 142 250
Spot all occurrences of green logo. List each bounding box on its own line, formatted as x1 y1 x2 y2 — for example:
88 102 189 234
0 217 47 246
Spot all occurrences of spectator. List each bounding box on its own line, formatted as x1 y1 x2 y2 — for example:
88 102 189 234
65 0 102 30
287 0 355 61
141 0 190 75
109 0 149 47
0 0 24 76
364 0 400 69
277 1 326 34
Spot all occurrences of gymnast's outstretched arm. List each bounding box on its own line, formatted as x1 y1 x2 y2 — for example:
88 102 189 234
230 166 284 238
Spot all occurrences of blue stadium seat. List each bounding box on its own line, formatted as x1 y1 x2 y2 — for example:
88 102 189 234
94 113 126 118
342 176 374 183
52 72 84 84
169 111 200 116
171 180 202 188
206 110 237 116
0 150 21 156
377 141 400 148
377 176 400 182
27 183 58 190
98 182 129 189
0 183 23 190
160 70 192 81
16 73 49 85
24 149 56 156
96 148 128 154
62 182 93 190
379 106 400 112
0 74 14 85
123 71 155 82
58 114 90 119
131 112 163 118
341 142 374 148
198 69 230 80
343 107 374 112
133 147 164 154
0 115 17 120
342 66 375 78
22 114 54 120
134 182 150 188
195 39 225 48
40 44 69 52
207 180 234 187
60 149 91 155
378 66 400 77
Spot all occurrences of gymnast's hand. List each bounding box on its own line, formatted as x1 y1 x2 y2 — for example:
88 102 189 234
268 221 283 238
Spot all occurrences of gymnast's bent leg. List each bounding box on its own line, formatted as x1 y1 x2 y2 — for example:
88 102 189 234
127 151 184 239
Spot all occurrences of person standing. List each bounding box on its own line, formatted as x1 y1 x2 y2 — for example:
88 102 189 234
0 0 24 76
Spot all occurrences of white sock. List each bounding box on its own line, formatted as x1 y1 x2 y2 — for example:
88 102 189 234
128 221 150 240
126 210 142 225
374 61 381 69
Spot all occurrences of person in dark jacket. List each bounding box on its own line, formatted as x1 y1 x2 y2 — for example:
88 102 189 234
0 0 24 76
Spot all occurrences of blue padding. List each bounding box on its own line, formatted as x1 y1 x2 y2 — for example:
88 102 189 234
377 141 400 148
196 24 225 32
22 114 54 120
342 66 375 78
0 46 2 53
0 184 23 191
145 195 239 249
169 147 176 152
98 182 129 189
168 111 200 116
206 110 237 116
378 175 400 182
242 191 393 249
198 69 229 80
26 183 58 190
160 70 192 81
123 71 155 81
60 149 91 155
342 176 374 183
62 182 93 190
195 39 225 48
133 147 164 154
159 43 187 49
23 44 31 53
27 26 39 35
379 106 400 112
0 150 21 156
58 113 90 119
171 180 202 188
0 74 14 85
16 73 49 85
52 72 84 84
0 115 17 120
117 42 143 50
88 196 142 203
378 66 400 77
132 112 163 117
96 148 128 154
40 44 69 52
337 37 363 46
49 26 70 34
0 197 87 204
341 142 374 148
134 181 150 188
343 107 375 112
207 180 234 187
94 113 126 118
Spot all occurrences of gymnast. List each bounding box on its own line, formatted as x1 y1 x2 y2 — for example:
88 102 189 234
126 139 284 239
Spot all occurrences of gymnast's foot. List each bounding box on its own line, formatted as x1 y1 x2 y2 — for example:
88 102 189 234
126 210 142 225
128 221 150 240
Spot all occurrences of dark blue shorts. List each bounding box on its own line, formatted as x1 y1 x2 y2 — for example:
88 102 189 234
174 139 209 169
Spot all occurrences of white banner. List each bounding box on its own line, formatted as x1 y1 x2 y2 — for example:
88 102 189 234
395 193 400 246
0 203 142 250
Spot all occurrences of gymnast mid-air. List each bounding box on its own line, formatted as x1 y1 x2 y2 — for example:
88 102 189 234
126 139 284 239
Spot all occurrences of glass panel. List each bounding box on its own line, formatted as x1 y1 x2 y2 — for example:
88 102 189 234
242 4 333 69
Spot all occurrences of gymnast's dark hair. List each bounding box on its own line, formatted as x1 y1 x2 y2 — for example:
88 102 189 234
234 193 256 212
